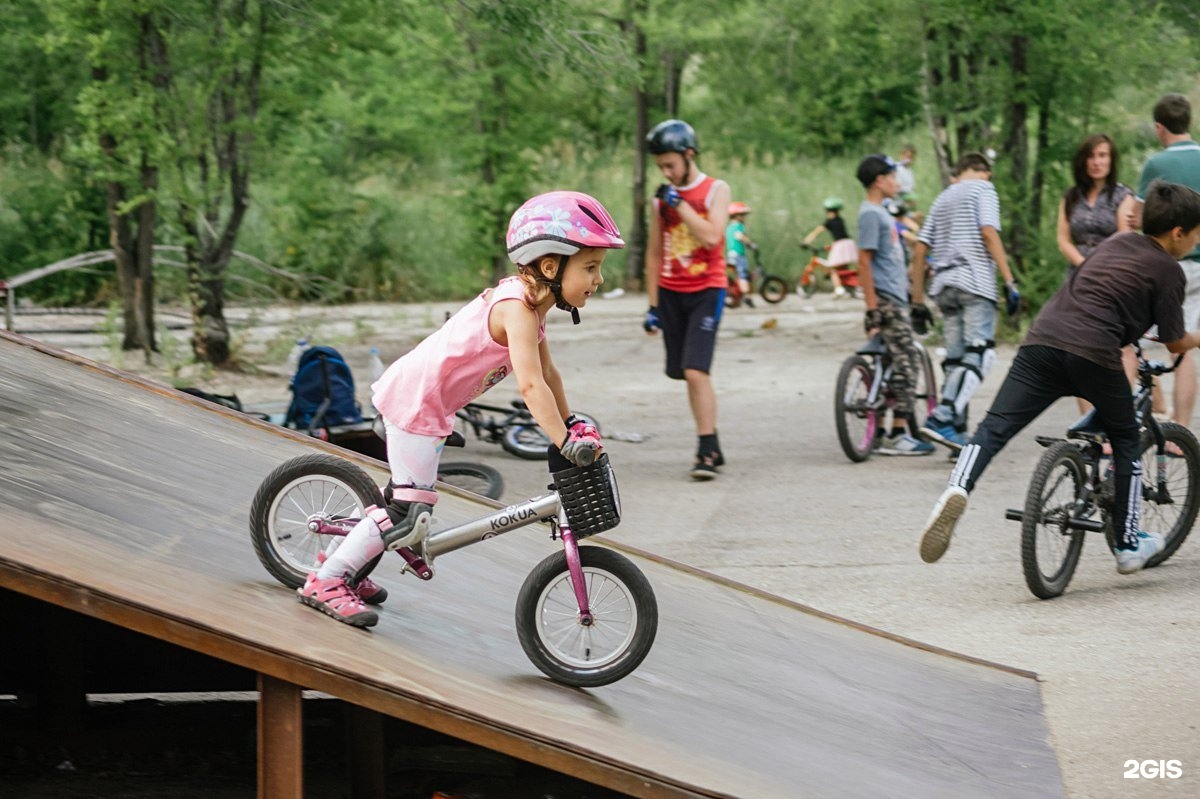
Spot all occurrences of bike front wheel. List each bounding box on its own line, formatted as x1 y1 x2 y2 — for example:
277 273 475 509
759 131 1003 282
834 355 879 462
759 274 789 304
1020 441 1088 599
1139 421 1200 567
248 454 381 589
515 546 658 688
913 342 938 425
438 461 504 500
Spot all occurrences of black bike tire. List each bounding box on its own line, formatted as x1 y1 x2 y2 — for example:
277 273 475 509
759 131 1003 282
515 546 658 687
834 355 877 462
248 454 381 589
438 461 504 500
759 275 789 304
501 424 551 460
1141 421 1200 567
1020 441 1087 599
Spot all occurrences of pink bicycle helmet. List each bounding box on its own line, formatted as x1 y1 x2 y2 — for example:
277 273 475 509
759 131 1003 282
506 191 625 266
505 191 625 325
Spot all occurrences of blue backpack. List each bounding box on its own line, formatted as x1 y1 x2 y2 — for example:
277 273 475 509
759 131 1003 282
285 346 363 430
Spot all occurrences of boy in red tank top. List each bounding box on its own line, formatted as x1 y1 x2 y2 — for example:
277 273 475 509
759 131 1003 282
643 119 731 480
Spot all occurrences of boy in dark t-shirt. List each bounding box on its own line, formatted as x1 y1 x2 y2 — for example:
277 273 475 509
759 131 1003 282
919 180 1200 575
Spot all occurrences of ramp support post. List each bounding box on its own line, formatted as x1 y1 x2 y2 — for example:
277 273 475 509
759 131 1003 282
346 703 386 798
257 673 303 799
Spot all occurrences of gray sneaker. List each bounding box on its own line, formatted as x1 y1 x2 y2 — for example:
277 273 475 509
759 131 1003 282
878 432 935 456
920 486 969 563
1115 531 1164 574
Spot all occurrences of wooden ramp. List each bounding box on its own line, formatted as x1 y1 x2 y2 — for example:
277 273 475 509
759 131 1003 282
0 331 1063 798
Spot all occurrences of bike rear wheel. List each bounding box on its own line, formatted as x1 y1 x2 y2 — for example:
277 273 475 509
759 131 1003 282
248 454 381 589
515 546 657 687
438 461 504 500
1020 441 1088 599
759 274 789 304
1139 421 1200 567
834 355 879 462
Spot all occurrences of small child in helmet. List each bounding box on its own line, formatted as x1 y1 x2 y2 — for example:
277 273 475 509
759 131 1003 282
725 202 757 303
801 197 859 297
297 190 625 628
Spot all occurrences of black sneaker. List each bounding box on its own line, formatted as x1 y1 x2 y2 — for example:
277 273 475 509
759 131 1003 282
690 453 719 480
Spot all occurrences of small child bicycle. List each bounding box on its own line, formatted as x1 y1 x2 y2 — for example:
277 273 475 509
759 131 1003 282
248 450 657 687
1006 347 1199 598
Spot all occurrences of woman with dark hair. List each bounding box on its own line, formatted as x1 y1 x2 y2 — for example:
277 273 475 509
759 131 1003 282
1056 134 1139 416
1056 133 1136 269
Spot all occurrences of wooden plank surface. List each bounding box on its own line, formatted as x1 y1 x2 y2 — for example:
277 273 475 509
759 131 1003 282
0 331 1064 798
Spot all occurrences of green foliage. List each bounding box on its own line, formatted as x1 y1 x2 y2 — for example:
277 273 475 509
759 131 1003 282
5 0 1200 322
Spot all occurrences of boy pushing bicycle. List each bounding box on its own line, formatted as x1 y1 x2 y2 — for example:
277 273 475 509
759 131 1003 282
920 180 1200 574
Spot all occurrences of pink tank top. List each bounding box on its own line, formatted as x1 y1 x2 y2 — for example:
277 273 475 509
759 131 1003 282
372 277 545 436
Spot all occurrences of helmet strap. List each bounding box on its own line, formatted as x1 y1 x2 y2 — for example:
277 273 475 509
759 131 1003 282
538 254 581 324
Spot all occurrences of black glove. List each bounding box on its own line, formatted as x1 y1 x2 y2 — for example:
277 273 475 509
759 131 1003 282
655 183 683 208
863 308 884 335
910 303 933 335
1004 281 1021 317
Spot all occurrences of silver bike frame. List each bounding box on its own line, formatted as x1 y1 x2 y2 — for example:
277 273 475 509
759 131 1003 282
423 492 563 560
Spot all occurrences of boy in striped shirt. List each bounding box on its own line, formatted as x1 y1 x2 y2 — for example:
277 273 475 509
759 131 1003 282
911 152 1019 451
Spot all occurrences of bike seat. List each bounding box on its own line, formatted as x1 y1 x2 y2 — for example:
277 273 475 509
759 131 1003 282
856 334 887 356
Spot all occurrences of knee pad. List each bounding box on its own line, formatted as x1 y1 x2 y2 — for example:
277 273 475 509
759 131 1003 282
966 340 996 377
941 356 962 376
366 483 438 550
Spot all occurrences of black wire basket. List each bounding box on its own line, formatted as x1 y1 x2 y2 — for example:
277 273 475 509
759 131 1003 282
552 453 621 538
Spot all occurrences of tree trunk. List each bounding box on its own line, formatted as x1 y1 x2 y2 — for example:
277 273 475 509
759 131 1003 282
1031 97 1051 239
920 17 953 187
185 245 232 365
624 2 648 292
1002 33 1029 273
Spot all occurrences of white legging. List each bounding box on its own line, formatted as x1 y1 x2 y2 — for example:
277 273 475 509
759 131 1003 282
316 421 445 580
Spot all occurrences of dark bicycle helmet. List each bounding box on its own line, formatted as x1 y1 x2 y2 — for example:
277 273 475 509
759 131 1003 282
646 119 699 155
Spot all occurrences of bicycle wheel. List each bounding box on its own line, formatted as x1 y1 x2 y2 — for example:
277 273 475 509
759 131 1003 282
912 342 938 425
515 546 658 687
834 355 879 462
248 454 381 589
759 274 789 304
1020 441 1088 599
438 461 504 500
501 424 552 459
1139 421 1200 567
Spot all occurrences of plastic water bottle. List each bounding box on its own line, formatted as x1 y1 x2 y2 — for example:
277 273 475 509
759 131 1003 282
368 346 386 381
285 337 309 380
367 346 386 415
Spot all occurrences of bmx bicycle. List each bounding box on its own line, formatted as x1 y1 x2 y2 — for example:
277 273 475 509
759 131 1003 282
1005 347 1199 599
457 400 600 462
834 333 937 462
725 249 789 308
798 243 859 298
248 449 657 687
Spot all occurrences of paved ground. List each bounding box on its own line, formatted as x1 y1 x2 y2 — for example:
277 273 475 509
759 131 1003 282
17 287 1199 798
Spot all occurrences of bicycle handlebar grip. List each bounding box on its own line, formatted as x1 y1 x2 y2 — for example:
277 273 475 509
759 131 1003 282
576 447 596 467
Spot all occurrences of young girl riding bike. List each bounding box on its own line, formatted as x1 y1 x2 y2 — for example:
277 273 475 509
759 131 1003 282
801 197 859 298
299 190 624 627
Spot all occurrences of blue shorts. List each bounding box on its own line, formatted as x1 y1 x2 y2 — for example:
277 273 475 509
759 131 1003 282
658 286 725 379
